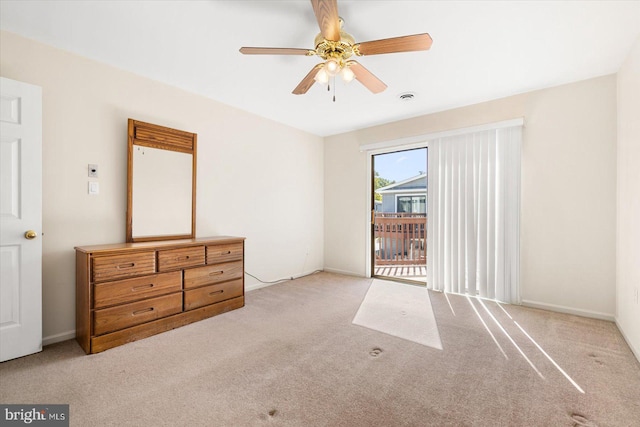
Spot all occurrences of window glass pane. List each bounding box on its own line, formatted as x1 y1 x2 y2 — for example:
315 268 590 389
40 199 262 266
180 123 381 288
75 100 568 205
397 196 411 213
397 195 427 213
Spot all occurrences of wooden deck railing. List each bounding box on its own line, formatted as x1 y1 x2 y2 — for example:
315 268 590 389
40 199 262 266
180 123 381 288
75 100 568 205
374 213 426 266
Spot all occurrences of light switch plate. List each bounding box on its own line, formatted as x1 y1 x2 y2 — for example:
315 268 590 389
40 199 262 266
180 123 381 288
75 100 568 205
88 164 98 178
88 181 99 195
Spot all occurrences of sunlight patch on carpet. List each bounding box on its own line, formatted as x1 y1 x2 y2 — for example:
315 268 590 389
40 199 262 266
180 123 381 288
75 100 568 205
352 279 442 349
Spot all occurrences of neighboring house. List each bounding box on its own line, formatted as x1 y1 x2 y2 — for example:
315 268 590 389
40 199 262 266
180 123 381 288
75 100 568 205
376 173 427 214
375 174 427 261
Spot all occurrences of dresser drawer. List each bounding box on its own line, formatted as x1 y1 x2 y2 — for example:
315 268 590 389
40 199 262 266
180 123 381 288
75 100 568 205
206 243 243 264
184 279 243 311
93 292 182 336
94 271 182 309
158 246 204 271
92 252 156 283
183 261 243 289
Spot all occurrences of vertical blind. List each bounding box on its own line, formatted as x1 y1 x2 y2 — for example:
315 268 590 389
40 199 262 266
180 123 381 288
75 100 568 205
426 125 521 303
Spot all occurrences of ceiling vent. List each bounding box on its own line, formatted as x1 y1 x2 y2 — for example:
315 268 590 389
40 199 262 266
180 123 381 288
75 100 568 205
398 92 416 101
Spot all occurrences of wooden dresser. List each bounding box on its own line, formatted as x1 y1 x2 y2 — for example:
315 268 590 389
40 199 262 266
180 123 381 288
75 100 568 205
75 236 244 354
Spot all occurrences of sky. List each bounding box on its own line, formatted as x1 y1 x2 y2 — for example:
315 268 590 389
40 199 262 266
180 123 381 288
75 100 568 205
373 148 427 183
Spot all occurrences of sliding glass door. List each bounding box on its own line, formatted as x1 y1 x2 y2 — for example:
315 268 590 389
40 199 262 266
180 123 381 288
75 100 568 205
372 147 427 285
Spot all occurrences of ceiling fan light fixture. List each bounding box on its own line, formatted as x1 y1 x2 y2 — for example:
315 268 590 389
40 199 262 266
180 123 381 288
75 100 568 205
314 67 329 84
340 66 355 83
325 58 341 76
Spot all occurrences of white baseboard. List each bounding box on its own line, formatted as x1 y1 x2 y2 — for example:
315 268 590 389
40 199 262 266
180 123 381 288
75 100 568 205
615 319 640 364
322 267 365 278
43 330 76 347
520 299 615 322
245 281 277 292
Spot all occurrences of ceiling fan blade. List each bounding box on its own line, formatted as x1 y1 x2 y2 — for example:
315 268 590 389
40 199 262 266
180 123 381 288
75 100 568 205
311 0 340 42
292 65 323 95
239 47 311 55
357 33 433 55
347 61 387 94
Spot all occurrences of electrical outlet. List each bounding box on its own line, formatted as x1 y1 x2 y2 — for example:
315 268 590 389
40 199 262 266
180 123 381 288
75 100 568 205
88 164 98 178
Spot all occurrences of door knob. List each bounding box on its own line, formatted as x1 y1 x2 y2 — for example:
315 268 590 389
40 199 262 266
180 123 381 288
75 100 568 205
24 230 37 240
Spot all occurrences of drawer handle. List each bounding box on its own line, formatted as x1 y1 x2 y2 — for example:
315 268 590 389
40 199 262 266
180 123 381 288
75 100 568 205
117 263 136 269
209 290 224 296
132 307 154 315
224 251 232 255
132 283 154 291
209 271 223 276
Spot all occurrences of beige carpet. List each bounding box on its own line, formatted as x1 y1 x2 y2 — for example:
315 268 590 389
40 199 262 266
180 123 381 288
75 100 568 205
1 272 639 426
352 279 442 349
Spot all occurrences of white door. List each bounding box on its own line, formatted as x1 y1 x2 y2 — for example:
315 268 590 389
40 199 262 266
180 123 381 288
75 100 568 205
0 77 42 362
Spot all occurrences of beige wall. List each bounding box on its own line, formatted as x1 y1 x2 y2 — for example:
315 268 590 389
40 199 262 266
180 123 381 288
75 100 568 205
0 31 324 343
616 35 640 358
325 75 618 319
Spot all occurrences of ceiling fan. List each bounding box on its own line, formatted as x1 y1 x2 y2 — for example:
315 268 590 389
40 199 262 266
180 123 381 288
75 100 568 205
239 0 433 96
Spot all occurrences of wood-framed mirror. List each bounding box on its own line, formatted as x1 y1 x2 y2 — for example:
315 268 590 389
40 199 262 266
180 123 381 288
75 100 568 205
126 119 197 242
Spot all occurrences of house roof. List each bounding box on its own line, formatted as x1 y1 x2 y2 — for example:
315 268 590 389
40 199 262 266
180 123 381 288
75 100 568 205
376 173 426 193
1 1 639 137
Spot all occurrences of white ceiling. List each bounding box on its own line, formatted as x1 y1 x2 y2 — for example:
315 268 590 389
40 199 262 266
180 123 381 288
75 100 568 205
1 1 639 137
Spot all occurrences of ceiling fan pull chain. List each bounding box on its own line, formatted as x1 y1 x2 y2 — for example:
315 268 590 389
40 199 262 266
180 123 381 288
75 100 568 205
333 76 336 102
327 76 336 102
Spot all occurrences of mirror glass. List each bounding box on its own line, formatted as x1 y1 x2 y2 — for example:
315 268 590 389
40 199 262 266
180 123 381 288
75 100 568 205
131 146 192 239
126 119 196 242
